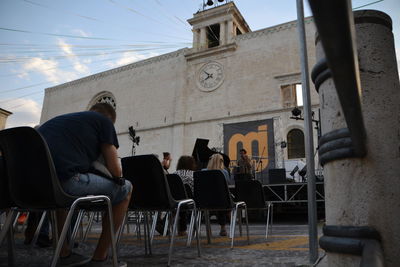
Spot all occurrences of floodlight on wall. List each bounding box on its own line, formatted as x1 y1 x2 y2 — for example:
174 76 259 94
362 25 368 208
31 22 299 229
290 107 321 138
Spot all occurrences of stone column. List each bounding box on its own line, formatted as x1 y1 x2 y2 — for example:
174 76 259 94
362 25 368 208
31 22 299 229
220 21 226 45
316 10 400 267
199 27 207 49
192 29 200 51
227 20 234 43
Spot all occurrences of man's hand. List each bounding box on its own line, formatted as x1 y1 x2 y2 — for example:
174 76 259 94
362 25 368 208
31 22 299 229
101 143 122 178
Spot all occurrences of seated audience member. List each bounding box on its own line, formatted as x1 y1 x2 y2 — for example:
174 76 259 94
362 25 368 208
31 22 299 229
162 152 172 174
205 153 234 236
173 155 197 235
38 103 132 266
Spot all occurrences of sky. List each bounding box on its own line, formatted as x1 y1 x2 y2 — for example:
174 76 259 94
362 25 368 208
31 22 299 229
0 0 399 129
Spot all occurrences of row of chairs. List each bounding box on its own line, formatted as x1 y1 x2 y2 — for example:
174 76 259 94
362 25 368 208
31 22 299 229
0 127 272 267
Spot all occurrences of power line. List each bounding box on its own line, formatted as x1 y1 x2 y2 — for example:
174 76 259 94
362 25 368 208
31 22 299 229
0 27 122 41
0 46 178 63
107 0 187 34
21 0 191 41
353 0 384 10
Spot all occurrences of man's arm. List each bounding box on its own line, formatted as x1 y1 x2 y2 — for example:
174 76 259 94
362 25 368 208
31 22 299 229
101 143 122 178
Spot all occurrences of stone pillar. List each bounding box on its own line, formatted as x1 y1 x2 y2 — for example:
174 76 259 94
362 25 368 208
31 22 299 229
192 29 200 51
227 20 234 43
220 21 226 45
199 27 207 49
316 10 400 267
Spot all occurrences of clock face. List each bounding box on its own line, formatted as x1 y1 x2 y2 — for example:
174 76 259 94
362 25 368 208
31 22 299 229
197 62 224 92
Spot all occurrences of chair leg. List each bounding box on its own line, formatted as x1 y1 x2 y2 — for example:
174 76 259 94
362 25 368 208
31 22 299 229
186 209 195 247
143 211 152 255
194 210 201 257
50 211 59 248
150 211 158 244
204 210 212 244
238 209 243 237
168 206 181 267
163 212 170 237
70 210 84 250
244 206 250 245
7 222 16 267
104 198 118 267
116 212 128 247
229 209 234 239
270 203 273 235
265 204 271 240
230 208 237 248
30 211 47 247
135 212 142 240
50 207 78 267
12 211 20 229
0 209 17 246
82 211 95 242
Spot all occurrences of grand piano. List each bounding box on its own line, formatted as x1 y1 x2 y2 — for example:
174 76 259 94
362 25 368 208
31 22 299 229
191 138 230 170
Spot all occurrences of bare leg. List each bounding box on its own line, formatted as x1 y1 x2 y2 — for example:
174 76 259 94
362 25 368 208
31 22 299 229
92 190 132 260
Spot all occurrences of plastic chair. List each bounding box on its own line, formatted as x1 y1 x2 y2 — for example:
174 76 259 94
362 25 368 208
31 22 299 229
121 154 200 266
235 180 273 239
0 155 18 266
192 170 250 248
0 126 119 267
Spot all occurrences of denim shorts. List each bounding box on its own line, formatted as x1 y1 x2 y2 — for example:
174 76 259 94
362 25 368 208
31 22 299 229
61 173 132 205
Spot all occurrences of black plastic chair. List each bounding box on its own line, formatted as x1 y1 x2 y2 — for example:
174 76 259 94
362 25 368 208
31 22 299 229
0 126 119 267
192 170 250 248
235 180 273 239
0 155 18 266
166 174 198 246
121 154 200 266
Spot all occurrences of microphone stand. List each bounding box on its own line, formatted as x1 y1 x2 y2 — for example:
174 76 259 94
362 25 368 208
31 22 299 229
255 146 266 182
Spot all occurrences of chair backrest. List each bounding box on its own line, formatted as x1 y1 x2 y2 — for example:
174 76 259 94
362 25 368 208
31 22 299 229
235 180 266 209
166 174 188 200
0 127 75 209
121 154 176 210
0 155 13 210
193 170 233 210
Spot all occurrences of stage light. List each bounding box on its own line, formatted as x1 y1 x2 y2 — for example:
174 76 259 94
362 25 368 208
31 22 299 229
291 106 302 117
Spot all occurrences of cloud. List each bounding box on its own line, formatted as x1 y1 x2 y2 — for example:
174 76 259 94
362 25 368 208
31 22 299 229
4 98 41 128
23 57 79 84
106 51 160 68
21 39 91 84
71 29 90 38
57 39 90 74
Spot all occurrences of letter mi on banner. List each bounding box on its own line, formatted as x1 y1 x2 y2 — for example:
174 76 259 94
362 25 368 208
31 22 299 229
223 119 275 184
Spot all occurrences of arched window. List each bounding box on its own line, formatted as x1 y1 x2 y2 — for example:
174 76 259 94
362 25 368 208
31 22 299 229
287 129 305 159
88 92 116 110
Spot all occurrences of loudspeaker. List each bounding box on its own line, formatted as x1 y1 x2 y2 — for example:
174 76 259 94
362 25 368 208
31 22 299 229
268 168 286 184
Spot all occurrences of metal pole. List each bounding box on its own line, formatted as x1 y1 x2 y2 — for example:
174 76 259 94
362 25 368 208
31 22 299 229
296 0 318 263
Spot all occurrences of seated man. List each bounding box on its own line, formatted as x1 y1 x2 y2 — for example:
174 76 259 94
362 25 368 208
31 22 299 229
38 102 132 266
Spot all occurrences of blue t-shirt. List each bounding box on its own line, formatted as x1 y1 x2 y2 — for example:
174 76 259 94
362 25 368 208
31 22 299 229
38 111 119 180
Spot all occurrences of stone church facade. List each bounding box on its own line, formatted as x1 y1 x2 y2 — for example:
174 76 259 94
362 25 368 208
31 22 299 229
40 2 320 177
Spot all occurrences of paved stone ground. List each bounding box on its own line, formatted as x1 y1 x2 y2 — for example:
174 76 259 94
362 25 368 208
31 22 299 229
0 219 325 266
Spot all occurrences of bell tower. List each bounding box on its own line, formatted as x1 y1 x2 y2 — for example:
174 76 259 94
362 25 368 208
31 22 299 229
187 1 251 52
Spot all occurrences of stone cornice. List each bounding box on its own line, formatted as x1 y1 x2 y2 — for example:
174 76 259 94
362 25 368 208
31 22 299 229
45 48 188 93
235 17 314 42
0 108 12 116
184 43 237 61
